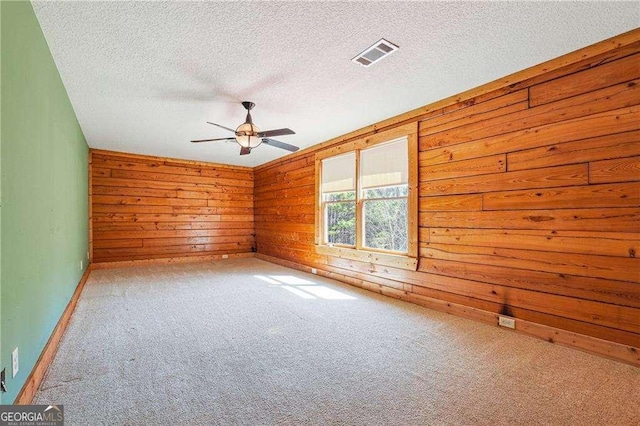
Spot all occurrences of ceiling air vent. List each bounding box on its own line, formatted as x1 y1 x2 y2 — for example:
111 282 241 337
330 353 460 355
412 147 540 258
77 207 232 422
351 38 399 67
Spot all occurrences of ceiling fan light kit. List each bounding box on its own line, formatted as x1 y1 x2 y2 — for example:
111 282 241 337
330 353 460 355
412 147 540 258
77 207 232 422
191 101 299 156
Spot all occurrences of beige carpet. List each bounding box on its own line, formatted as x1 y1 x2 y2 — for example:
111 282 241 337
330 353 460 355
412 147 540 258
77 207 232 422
34 258 639 425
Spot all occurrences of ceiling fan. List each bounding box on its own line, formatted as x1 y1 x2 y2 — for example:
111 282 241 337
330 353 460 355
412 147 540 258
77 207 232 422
191 101 299 155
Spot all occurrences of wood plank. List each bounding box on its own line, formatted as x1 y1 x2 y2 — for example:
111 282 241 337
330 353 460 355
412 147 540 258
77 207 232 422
483 182 640 210
255 222 314 233
110 169 253 187
507 129 640 171
409 270 639 333
143 236 254 247
316 245 418 271
92 185 179 198
93 195 208 207
252 184 314 201
93 239 143 249
529 54 640 106
92 177 253 194
91 167 111 177
93 213 225 223
419 90 528 136
94 250 250 263
420 80 640 151
420 243 640 282
253 173 315 194
419 107 640 166
255 156 312 179
176 190 253 201
95 242 257 258
419 194 483 212
420 208 639 232
590 155 640 184
256 230 314 244
514 40 640 91
92 252 254 267
95 228 254 240
418 257 640 308
254 196 314 208
94 205 253 215
93 158 205 178
420 164 588 196
91 149 252 171
427 228 640 258
420 154 506 181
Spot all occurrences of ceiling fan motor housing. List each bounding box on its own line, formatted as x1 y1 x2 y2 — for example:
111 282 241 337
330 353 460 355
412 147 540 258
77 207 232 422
235 122 262 148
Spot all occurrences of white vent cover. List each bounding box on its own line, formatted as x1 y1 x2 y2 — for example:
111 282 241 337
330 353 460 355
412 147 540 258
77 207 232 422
351 38 399 67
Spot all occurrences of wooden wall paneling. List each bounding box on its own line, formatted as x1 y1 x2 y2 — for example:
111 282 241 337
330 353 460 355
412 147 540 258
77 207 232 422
420 74 640 152
482 182 640 210
420 154 506 181
90 150 255 263
253 32 640 364
507 130 640 171
529 54 640 106
419 89 529 136
427 228 639 258
589 155 640 184
419 106 640 165
422 208 639 232
420 243 638 282
418 257 640 309
420 164 589 196
419 194 483 212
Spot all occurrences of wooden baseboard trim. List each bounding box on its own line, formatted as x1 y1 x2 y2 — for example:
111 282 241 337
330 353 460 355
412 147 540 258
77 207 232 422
92 252 255 269
15 265 93 404
256 253 640 367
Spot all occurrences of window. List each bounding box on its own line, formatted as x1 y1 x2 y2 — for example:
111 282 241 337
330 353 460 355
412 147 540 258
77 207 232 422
321 152 356 246
315 123 418 270
360 139 408 253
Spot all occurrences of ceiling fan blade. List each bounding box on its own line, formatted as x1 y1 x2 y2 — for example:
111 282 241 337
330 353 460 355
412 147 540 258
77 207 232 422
191 137 236 143
262 138 299 152
207 122 236 134
239 147 251 155
257 128 295 138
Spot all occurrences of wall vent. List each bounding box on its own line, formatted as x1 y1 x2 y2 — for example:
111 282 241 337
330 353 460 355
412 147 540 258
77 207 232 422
351 38 399 67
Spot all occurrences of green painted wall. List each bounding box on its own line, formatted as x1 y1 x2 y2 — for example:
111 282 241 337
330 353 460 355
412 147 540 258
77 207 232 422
1 1 89 403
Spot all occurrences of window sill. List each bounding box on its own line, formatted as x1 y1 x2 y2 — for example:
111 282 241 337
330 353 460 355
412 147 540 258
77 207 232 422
315 244 418 271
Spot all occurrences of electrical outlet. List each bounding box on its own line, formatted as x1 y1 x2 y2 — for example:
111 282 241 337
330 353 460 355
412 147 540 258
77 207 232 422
498 316 516 329
12 347 19 378
80 260 84 271
222 254 229 259
87 251 90 259
311 268 317 275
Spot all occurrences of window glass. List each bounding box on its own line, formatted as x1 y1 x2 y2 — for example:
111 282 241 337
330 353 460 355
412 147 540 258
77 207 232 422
322 153 356 246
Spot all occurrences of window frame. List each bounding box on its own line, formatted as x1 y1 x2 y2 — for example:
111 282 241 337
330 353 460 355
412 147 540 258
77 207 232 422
314 123 418 271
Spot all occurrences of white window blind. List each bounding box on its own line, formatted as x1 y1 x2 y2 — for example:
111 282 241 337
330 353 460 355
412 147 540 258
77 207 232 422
360 138 408 189
321 152 356 193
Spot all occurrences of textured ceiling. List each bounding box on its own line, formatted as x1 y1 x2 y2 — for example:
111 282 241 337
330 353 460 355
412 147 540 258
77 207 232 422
32 1 639 167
